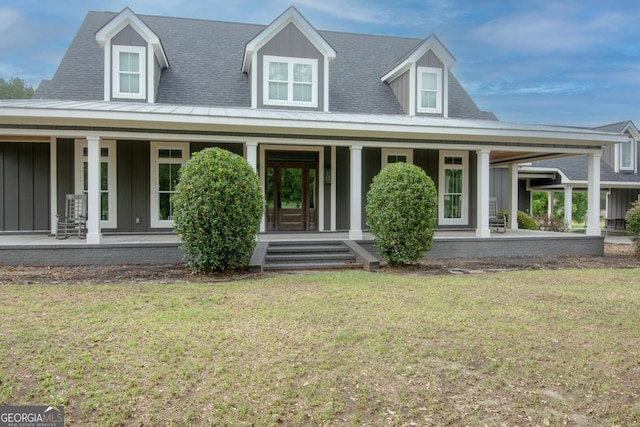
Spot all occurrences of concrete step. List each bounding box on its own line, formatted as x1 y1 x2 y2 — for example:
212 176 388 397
263 261 363 271
266 244 349 254
265 252 356 263
263 241 363 271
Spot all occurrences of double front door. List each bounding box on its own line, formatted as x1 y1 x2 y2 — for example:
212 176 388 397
266 152 318 231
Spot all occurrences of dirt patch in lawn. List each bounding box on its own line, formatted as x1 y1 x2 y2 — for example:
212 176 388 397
0 243 638 284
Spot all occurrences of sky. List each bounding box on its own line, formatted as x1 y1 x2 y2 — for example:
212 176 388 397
1 0 639 128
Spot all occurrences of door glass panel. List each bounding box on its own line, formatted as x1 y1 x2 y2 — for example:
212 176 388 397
280 167 303 209
266 167 275 209
309 168 316 209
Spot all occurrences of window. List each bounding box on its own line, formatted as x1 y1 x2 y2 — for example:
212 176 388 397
439 151 468 225
150 142 189 228
113 45 146 99
620 139 635 171
417 67 442 114
381 149 413 168
263 56 317 107
74 139 117 229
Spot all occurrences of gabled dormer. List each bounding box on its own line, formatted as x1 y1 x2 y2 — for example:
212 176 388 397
597 121 639 174
381 34 456 117
95 8 169 103
617 122 639 173
242 7 336 112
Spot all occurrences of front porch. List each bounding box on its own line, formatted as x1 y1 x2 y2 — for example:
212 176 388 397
0 229 608 268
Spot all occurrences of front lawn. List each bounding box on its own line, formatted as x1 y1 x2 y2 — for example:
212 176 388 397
1 270 639 425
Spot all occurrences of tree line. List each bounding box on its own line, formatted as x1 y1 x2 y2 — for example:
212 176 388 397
0 77 34 99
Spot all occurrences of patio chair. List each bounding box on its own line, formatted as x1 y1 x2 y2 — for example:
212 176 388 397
56 194 87 239
489 197 507 233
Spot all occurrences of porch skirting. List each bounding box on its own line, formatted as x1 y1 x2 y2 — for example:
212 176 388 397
0 231 605 267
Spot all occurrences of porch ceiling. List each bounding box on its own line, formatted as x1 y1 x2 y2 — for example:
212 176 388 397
490 150 579 166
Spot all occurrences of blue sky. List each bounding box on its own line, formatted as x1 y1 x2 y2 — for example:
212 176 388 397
1 0 638 127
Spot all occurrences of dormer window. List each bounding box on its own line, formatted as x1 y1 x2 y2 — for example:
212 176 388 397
620 138 635 171
113 46 146 99
264 56 317 108
417 67 442 114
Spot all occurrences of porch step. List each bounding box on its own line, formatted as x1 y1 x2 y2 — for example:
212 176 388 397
262 241 362 271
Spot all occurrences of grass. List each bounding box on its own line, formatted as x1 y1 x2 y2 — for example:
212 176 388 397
1 269 639 425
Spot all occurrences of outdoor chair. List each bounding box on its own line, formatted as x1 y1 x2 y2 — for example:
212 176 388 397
56 194 87 239
489 197 507 233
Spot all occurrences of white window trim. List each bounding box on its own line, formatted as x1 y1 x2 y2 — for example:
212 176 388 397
417 66 443 114
74 139 117 229
381 148 413 168
438 151 469 226
619 138 635 172
150 141 189 229
263 55 318 108
112 45 146 100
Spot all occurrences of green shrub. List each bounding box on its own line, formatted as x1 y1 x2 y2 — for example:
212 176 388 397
172 147 264 273
517 211 538 230
534 215 565 232
625 200 640 256
365 163 437 265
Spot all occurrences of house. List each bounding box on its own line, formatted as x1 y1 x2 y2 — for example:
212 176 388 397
0 6 629 252
494 121 640 231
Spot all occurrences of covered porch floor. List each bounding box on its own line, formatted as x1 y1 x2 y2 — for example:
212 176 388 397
0 229 616 267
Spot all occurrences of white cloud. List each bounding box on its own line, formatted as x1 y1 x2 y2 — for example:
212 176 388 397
0 7 22 36
471 3 630 53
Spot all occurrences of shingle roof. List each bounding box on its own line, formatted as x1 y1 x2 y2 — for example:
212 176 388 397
35 10 495 120
534 156 640 183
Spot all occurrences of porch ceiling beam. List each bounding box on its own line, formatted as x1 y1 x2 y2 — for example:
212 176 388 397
0 126 611 155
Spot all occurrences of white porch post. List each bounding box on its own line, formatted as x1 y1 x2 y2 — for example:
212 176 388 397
547 191 554 219
349 145 363 240
564 185 573 230
86 136 102 244
476 149 491 238
50 137 58 234
509 163 519 229
330 145 337 231
586 152 602 236
246 141 258 172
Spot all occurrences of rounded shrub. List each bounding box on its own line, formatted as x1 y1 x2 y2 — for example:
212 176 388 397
365 162 437 265
625 200 640 256
517 211 538 230
172 147 264 273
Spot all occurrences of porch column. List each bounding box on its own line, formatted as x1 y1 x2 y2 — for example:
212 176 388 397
246 141 258 172
476 149 491 238
586 152 601 236
86 136 102 244
547 191 554 219
50 137 58 235
564 185 573 230
349 145 363 240
509 163 519 229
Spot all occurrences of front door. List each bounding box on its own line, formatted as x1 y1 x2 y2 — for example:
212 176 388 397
266 152 318 231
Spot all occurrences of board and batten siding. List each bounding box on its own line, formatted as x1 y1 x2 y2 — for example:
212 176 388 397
116 140 150 233
256 22 325 111
335 146 350 230
608 188 640 220
0 142 50 231
388 70 410 115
